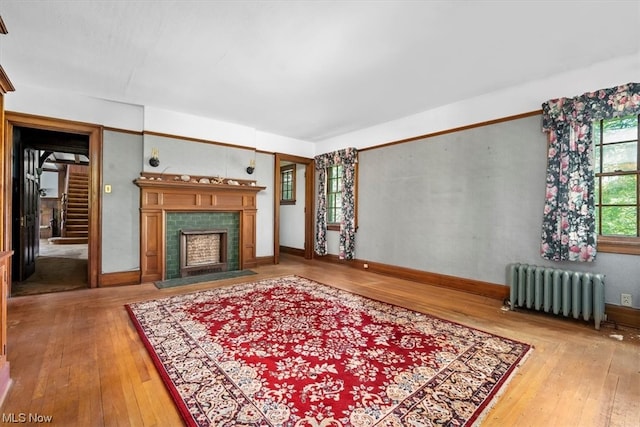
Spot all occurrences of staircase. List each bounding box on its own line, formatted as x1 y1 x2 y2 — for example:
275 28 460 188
50 166 89 245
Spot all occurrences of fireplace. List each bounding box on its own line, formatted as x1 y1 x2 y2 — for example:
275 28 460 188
180 229 227 277
135 173 264 283
167 212 239 279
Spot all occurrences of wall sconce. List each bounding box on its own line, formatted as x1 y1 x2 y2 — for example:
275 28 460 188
149 148 160 167
246 159 255 175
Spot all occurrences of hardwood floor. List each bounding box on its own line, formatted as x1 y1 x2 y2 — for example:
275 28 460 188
2 254 638 426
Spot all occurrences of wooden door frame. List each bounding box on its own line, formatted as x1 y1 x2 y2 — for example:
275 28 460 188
1 112 102 288
273 153 314 264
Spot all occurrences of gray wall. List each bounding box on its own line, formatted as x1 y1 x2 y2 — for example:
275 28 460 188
142 134 255 177
100 131 275 274
350 114 639 307
143 134 274 258
100 117 638 308
101 130 142 273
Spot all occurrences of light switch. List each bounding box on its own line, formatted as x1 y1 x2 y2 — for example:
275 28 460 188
104 184 112 193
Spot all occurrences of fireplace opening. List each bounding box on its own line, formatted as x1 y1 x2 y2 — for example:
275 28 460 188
180 229 228 277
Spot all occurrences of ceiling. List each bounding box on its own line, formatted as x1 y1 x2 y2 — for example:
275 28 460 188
1 1 639 143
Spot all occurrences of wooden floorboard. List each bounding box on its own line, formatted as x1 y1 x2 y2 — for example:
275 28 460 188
1 254 638 426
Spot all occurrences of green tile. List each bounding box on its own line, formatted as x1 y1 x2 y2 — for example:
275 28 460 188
165 212 241 279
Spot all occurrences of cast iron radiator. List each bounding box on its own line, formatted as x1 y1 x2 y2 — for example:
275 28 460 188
508 263 606 330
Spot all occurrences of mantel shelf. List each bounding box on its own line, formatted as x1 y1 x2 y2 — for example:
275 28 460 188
134 178 266 192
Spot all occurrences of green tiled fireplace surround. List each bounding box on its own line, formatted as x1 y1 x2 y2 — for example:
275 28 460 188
165 212 240 279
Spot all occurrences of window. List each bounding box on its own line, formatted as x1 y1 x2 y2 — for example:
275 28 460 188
593 114 640 254
327 164 343 228
280 164 296 205
314 147 358 258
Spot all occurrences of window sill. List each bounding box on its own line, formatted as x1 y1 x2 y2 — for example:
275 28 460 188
598 236 640 255
280 200 296 206
327 224 340 231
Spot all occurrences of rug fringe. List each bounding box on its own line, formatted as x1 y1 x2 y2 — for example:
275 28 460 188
469 345 534 426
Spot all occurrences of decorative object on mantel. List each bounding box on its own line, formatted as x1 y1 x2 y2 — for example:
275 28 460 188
135 172 261 188
149 148 160 167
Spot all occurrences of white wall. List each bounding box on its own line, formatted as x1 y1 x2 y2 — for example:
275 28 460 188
255 152 275 257
143 106 256 148
279 163 306 249
6 84 144 131
7 54 637 158
316 54 640 154
39 171 58 198
257 131 315 159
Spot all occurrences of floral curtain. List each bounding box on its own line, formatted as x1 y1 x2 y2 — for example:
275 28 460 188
315 147 358 259
541 82 640 262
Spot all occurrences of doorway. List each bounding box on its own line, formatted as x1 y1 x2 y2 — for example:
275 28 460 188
273 153 314 264
2 113 102 292
11 127 89 295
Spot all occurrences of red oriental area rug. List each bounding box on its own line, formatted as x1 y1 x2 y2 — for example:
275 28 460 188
126 275 531 426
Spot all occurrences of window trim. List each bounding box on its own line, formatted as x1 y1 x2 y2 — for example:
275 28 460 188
597 236 640 255
279 164 296 205
325 163 358 231
593 114 640 255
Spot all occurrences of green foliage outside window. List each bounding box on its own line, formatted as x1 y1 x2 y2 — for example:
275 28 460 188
327 165 343 224
280 164 295 204
593 115 639 237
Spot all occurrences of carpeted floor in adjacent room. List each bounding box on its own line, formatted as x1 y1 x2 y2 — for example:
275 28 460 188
11 240 88 297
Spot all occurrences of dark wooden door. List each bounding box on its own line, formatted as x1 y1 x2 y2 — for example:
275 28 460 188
17 148 39 281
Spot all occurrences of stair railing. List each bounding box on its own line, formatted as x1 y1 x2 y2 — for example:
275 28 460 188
60 167 71 237
60 193 68 237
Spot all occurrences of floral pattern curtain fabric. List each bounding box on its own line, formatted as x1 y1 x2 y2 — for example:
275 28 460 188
541 82 640 262
315 147 358 259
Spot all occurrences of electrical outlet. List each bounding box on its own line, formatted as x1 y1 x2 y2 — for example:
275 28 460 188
363 263 369 269
621 293 632 307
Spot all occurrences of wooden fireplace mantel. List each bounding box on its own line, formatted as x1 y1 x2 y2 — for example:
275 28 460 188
135 175 266 283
